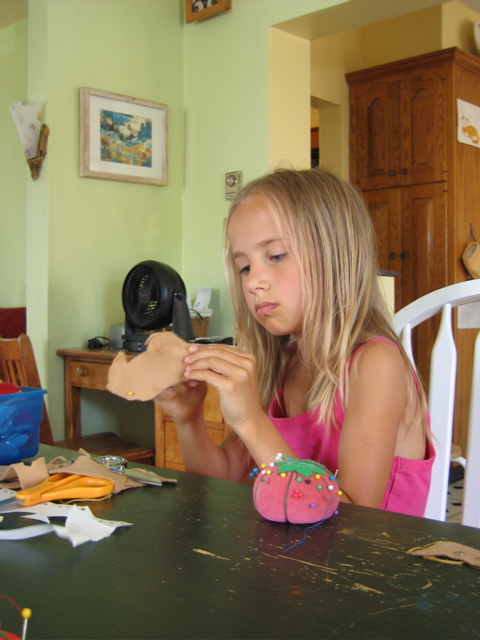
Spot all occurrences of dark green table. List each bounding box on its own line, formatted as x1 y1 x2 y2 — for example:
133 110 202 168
1 444 480 639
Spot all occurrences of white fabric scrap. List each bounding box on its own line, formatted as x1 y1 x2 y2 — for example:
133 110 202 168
52 505 131 547
0 523 55 540
0 501 131 546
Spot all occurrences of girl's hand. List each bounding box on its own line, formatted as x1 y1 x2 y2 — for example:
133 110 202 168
183 344 263 433
154 379 207 427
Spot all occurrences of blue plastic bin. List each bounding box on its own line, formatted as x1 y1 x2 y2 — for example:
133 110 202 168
0 387 47 465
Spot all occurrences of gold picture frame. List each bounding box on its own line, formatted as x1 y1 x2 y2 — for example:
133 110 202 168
80 87 168 186
185 0 231 24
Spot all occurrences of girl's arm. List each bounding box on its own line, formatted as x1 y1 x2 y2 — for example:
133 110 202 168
182 344 297 473
337 340 412 507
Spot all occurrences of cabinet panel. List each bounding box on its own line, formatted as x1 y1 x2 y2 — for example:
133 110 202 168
165 421 226 470
400 183 447 307
350 80 400 190
364 184 447 386
364 189 401 309
203 384 223 422
161 385 227 471
365 184 447 318
400 68 447 185
400 184 447 383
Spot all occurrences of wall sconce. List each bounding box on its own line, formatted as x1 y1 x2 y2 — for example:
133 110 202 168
9 100 49 180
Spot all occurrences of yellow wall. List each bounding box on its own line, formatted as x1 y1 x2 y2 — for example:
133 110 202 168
270 28 311 169
441 1 480 48
360 7 442 68
310 27 363 177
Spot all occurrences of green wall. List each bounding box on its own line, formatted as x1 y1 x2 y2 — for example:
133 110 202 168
26 0 186 439
0 19 27 306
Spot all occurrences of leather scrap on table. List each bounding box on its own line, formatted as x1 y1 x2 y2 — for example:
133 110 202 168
48 454 140 493
0 457 49 489
50 451 177 490
407 541 480 568
1 450 174 493
0 454 133 493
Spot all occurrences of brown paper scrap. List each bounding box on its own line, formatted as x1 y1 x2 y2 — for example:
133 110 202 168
407 541 480 568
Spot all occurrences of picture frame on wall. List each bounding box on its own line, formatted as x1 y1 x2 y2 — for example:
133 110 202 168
185 0 231 23
80 88 168 186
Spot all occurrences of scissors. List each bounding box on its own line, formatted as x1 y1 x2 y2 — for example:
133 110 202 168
3 473 114 509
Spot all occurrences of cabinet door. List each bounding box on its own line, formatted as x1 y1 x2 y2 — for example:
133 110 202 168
364 183 447 383
364 189 401 310
350 79 401 190
400 183 447 382
400 183 447 307
400 66 447 186
364 183 447 306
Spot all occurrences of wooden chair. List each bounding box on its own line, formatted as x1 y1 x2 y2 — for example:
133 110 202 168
393 280 480 527
0 334 155 464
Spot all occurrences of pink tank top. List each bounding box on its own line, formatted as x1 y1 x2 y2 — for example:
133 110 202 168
268 338 435 517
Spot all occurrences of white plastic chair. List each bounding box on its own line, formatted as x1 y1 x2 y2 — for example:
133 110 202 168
392 280 480 527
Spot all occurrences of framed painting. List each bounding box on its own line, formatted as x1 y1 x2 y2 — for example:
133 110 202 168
185 0 231 23
80 88 168 186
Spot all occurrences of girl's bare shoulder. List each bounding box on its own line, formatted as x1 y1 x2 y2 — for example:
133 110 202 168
352 337 406 379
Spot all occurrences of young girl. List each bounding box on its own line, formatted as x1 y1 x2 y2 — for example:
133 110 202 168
155 168 435 516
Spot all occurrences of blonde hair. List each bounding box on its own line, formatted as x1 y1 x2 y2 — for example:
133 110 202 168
224 167 427 430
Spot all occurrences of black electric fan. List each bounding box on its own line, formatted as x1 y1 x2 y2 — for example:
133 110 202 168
121 260 195 351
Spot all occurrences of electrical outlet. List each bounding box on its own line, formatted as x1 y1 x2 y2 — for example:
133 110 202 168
225 171 242 200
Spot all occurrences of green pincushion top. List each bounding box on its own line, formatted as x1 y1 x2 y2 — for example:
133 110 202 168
274 458 332 478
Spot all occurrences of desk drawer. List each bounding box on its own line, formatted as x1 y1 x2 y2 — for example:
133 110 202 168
69 360 110 389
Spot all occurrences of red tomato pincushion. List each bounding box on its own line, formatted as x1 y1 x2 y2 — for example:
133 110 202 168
253 457 341 524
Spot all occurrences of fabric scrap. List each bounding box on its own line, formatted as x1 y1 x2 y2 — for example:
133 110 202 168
407 541 480 568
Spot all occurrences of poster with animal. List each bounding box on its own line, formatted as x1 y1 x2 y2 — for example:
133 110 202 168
457 99 480 148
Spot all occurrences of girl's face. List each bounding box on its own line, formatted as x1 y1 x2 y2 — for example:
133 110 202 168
227 194 304 339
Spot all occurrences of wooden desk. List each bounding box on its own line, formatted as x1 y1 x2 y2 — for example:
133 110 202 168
57 347 227 469
2 443 480 640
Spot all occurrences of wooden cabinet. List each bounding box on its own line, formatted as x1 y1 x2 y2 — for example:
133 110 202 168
347 48 480 454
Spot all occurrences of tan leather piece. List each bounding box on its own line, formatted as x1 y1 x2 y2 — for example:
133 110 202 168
0 457 49 489
107 332 190 401
408 541 480 568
